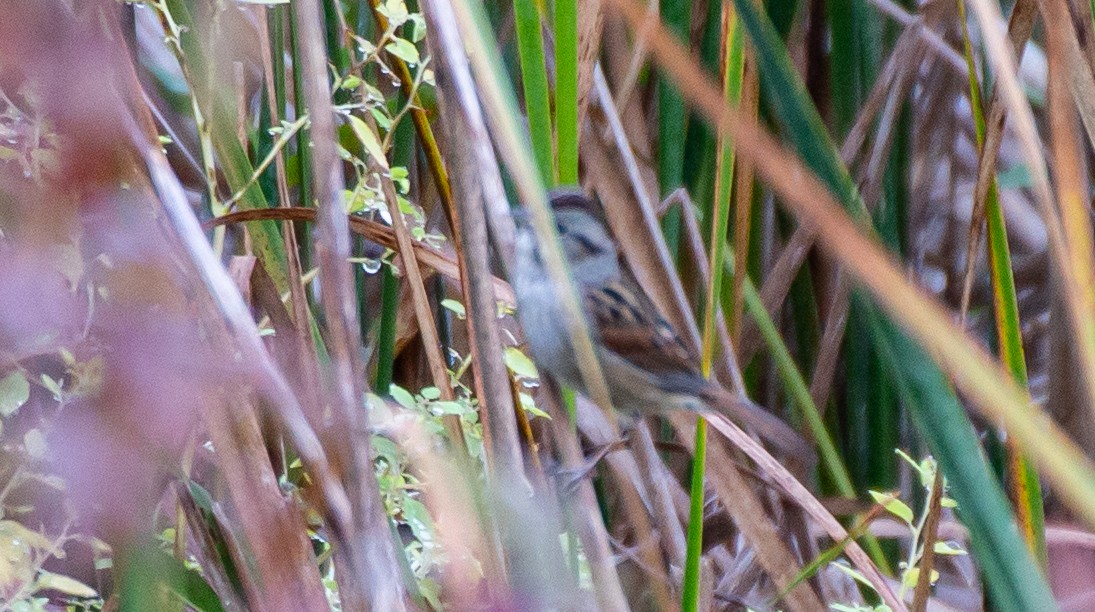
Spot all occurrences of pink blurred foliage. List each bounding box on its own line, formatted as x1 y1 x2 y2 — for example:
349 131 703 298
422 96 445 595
0 0 243 541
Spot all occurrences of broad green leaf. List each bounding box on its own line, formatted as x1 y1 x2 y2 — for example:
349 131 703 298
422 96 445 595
432 401 466 416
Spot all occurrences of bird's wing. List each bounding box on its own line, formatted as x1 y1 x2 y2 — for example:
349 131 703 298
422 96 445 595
583 276 704 394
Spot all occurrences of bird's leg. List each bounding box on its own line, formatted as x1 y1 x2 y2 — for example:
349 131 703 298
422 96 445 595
556 433 632 494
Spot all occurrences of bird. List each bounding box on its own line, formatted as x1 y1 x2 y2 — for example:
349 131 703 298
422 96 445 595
510 189 812 459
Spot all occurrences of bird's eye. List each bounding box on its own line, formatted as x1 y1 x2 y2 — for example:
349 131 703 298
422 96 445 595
556 221 566 235
573 233 603 255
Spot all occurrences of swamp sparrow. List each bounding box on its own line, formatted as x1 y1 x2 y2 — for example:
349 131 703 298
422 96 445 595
512 190 811 458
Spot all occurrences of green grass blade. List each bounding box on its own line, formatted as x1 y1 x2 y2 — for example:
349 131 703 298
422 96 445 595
958 0 1046 566
554 0 579 185
658 0 690 254
684 10 747 609
512 0 555 184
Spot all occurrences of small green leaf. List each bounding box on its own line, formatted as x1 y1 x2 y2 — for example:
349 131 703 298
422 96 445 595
380 0 410 25
35 570 97 598
420 387 441 400
347 114 388 169
503 347 539 379
385 38 420 65
0 371 30 417
902 567 938 589
933 541 967 555
902 567 920 589
940 497 958 508
23 429 46 459
370 108 392 132
340 75 363 90
868 490 914 525
519 392 550 419
440 299 466 319
389 384 416 410
432 400 466 415
401 497 434 541
39 374 62 400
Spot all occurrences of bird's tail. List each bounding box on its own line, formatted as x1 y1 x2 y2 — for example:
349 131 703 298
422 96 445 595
702 386 817 464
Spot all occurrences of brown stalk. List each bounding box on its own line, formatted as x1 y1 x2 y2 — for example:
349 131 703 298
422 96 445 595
175 484 247 610
431 40 524 482
957 0 1039 319
365 0 458 236
1045 0 1095 433
569 401 679 608
136 126 372 611
1061 10 1095 150
337 1 471 450
206 207 517 305
217 256 329 609
543 387 630 611
702 414 904 610
632 424 688 569
808 275 851 410
911 469 945 612
865 0 966 75
254 5 324 419
576 0 605 127
427 4 525 480
671 414 825 612
357 0 518 442
290 0 407 606
364 107 470 456
737 19 930 363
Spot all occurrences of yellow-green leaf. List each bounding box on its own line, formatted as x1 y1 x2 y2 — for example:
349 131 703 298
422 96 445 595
869 490 914 525
347 114 389 170
35 570 97 598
